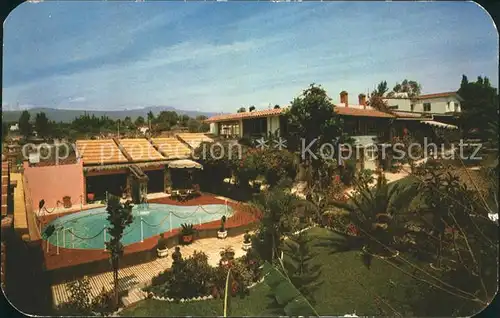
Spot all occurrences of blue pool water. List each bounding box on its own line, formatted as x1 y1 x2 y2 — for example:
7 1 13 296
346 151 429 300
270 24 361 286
44 203 233 250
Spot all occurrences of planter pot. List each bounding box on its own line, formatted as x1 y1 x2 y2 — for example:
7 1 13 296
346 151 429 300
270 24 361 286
182 235 193 244
242 241 252 251
157 247 169 258
217 230 228 239
87 193 95 201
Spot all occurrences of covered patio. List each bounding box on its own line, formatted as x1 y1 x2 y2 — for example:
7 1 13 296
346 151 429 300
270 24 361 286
167 159 204 201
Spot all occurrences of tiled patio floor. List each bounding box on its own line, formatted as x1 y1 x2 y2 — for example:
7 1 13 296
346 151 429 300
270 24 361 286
51 233 248 307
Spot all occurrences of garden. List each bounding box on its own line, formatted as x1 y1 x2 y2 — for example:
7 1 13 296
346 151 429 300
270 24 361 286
57 85 498 317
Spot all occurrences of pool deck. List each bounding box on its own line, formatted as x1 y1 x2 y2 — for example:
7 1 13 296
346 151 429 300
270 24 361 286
51 232 249 307
42 194 258 272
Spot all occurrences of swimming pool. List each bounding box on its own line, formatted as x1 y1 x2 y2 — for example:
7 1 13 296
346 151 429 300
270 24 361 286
44 203 233 250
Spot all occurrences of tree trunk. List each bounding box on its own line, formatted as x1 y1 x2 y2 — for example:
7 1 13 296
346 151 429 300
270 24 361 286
113 262 119 309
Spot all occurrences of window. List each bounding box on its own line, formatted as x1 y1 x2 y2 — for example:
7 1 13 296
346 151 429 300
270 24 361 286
423 103 431 112
389 105 399 110
410 104 415 112
454 103 460 112
367 120 377 134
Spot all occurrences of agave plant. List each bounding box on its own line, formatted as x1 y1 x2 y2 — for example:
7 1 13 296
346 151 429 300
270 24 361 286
328 172 418 259
180 223 195 236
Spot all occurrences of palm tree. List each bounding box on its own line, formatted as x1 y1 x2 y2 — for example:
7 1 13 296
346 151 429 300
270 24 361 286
250 186 303 262
329 172 417 259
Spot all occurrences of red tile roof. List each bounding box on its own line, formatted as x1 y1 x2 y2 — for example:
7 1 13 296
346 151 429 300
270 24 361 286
417 92 458 99
205 105 394 122
334 105 395 118
118 138 165 162
205 108 284 123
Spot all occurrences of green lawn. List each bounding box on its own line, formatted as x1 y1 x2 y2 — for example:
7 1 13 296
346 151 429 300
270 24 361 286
121 227 428 316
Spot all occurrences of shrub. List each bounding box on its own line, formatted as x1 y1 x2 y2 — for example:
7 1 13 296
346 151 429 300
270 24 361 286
148 249 262 300
258 149 296 187
340 159 356 186
229 259 254 296
59 276 92 315
150 251 214 299
241 248 262 282
238 136 253 147
219 246 235 265
243 231 251 243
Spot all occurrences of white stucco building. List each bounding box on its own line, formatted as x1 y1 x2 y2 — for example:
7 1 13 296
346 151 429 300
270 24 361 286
384 91 463 115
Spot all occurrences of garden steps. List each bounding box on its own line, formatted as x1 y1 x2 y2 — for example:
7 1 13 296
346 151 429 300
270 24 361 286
51 233 247 308
122 287 147 307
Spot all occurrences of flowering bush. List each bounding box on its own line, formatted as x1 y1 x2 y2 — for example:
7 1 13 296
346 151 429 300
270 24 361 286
147 248 262 300
347 223 360 236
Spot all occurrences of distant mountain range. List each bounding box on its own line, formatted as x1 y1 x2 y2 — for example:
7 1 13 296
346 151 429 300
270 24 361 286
1 106 223 123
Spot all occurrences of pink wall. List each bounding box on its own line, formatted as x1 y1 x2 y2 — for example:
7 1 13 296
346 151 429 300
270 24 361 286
23 161 85 208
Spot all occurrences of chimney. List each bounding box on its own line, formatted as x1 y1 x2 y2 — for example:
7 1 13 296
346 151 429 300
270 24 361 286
358 93 367 109
340 91 348 107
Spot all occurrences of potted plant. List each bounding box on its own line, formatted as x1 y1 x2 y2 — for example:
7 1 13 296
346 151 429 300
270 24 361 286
87 192 95 202
156 233 169 258
219 246 235 266
62 196 72 209
180 223 195 244
242 231 252 251
217 215 228 239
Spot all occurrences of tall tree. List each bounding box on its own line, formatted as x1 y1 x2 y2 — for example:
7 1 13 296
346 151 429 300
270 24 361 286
372 81 389 97
134 116 145 127
367 95 392 113
388 79 422 98
286 84 344 185
35 112 51 139
179 114 190 127
123 116 133 128
147 111 155 123
251 185 302 262
18 110 32 139
457 75 499 140
156 111 179 127
187 118 202 132
105 195 134 309
283 231 322 305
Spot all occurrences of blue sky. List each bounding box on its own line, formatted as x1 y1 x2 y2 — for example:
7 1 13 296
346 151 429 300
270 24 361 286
2 1 498 113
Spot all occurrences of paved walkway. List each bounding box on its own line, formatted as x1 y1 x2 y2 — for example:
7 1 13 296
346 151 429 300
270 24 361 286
51 233 248 307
